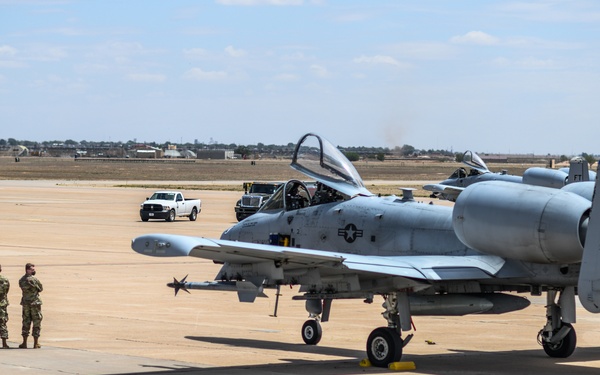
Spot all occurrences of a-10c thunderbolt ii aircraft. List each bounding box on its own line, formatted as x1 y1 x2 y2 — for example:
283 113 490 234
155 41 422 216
424 150 596 201
132 133 600 368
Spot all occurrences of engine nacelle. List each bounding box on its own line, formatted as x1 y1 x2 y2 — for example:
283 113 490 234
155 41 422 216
561 181 594 201
523 167 568 188
453 181 590 264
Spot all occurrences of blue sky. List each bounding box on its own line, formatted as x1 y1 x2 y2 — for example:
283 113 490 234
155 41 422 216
1 0 599 154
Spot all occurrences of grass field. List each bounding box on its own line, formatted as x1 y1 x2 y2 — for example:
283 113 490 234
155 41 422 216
0 156 544 196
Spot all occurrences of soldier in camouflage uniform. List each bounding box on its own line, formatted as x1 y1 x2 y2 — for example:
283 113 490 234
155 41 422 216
19 263 43 349
0 264 9 349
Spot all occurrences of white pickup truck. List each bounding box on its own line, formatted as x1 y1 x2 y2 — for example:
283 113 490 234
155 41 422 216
140 191 201 222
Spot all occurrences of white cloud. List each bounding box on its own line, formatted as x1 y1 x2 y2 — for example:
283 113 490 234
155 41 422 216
504 36 582 50
281 51 311 61
353 55 410 68
127 73 167 83
310 64 329 78
496 2 600 23
492 56 558 69
0 45 17 56
183 67 227 80
388 42 456 60
217 0 303 5
492 57 510 67
274 73 298 81
450 31 499 45
180 27 222 36
0 61 23 68
518 57 556 69
87 41 153 65
0 45 21 68
225 45 246 58
32 46 68 61
334 12 371 22
183 48 210 59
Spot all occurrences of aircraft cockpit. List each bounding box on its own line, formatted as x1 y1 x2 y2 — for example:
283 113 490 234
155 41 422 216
259 133 369 213
462 150 489 174
449 167 468 179
290 133 373 198
444 151 489 182
259 180 312 212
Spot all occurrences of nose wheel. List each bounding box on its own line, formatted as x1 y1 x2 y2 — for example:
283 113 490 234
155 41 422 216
301 319 322 345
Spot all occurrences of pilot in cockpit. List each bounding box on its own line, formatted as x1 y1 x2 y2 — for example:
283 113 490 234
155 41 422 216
286 183 310 210
311 182 345 205
450 167 467 179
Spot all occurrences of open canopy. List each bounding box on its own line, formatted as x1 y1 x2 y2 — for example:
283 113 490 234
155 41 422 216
291 133 373 197
462 150 489 174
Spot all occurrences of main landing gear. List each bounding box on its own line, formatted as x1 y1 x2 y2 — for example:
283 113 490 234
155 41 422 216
537 287 577 358
300 293 413 368
366 293 413 367
367 327 404 367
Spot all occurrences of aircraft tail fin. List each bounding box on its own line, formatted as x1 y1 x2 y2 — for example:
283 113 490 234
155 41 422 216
578 164 600 313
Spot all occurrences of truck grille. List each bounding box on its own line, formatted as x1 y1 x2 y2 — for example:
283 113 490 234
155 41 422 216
143 204 163 211
241 196 262 207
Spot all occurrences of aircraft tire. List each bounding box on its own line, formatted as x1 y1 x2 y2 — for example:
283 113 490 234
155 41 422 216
301 320 322 345
166 209 176 222
542 323 577 358
366 327 402 367
189 208 198 221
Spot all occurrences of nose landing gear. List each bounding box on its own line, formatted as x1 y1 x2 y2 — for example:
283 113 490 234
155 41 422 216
301 319 322 345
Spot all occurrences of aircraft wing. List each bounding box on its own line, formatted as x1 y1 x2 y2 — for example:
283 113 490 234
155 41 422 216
132 233 506 282
423 183 464 200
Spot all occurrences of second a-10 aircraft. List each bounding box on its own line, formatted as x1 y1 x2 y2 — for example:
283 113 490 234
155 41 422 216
132 133 600 368
425 149 597 201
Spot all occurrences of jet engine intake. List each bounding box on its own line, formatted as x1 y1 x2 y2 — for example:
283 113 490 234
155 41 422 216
453 181 590 264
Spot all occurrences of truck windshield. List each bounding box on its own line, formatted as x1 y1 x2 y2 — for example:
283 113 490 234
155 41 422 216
150 193 175 200
250 184 278 194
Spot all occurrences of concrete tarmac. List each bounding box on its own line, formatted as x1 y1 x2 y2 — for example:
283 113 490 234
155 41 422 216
0 180 599 375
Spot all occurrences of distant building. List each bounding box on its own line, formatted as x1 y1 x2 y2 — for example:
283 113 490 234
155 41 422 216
181 150 197 159
164 149 182 158
136 148 163 158
196 150 234 160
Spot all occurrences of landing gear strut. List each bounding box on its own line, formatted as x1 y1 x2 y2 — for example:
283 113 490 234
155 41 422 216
537 287 577 358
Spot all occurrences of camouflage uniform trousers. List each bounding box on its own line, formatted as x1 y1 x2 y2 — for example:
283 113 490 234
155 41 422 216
21 305 42 337
0 306 7 339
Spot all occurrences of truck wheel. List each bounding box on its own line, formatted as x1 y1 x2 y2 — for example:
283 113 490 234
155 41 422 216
236 213 244 221
189 207 198 221
166 209 175 222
